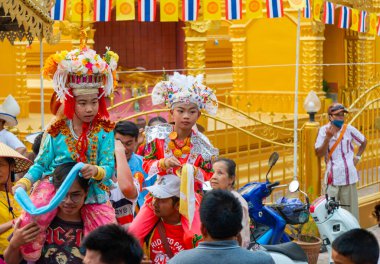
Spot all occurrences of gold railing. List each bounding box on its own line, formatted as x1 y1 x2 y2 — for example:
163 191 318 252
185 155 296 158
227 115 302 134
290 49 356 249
109 93 305 202
345 85 380 194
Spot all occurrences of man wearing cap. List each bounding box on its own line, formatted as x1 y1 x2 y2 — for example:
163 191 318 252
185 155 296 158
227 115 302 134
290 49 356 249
0 95 26 155
130 174 195 264
315 103 367 219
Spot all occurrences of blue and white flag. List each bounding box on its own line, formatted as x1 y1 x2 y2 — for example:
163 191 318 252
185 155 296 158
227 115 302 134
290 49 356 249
323 1 335 25
138 0 157 21
338 6 350 29
94 0 112 22
226 0 242 20
303 0 311 19
266 0 283 18
182 0 199 21
50 0 66 21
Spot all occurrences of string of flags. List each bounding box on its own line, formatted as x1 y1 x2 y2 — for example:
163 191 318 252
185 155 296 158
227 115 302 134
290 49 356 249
50 0 380 35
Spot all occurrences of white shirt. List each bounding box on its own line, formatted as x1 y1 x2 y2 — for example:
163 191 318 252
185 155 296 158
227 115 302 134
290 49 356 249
315 123 365 186
0 129 25 150
109 180 139 227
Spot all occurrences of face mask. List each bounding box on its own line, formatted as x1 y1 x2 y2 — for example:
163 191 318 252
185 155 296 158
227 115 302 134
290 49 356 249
332 120 344 129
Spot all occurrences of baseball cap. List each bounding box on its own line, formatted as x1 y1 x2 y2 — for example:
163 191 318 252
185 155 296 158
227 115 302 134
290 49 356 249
328 103 348 115
145 174 180 199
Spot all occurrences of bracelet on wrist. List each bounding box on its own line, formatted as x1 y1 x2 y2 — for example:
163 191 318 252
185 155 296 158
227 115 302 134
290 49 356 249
92 166 105 181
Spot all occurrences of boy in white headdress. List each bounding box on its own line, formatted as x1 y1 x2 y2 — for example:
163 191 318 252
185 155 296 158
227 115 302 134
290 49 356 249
0 95 26 155
129 72 219 249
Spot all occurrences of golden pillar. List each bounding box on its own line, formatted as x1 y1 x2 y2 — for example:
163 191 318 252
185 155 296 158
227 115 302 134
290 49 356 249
300 23 326 109
14 41 30 118
303 120 321 199
230 24 246 92
345 31 376 106
184 21 209 76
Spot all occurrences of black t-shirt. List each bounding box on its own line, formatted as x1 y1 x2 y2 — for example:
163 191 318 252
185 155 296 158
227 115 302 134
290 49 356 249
36 217 84 264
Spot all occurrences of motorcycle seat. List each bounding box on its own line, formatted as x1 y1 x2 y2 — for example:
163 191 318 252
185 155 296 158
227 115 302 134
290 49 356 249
262 242 308 262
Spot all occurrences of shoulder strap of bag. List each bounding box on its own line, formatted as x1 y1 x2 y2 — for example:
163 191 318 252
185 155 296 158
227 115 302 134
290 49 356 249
327 124 348 161
157 220 174 259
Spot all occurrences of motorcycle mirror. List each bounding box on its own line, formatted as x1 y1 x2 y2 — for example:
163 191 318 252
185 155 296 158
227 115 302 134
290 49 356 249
289 180 300 193
268 152 279 167
266 152 279 182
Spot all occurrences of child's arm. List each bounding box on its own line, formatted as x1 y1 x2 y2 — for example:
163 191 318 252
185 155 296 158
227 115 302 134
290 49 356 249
13 134 55 192
97 130 116 181
143 139 180 176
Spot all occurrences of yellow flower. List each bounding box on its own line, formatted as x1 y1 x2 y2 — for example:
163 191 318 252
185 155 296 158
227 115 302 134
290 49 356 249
108 51 119 62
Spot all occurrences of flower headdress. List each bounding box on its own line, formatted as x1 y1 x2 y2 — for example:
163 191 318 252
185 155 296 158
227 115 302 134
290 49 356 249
151 72 218 115
43 46 119 101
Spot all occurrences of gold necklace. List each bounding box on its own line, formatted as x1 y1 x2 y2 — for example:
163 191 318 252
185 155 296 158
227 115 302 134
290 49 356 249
168 132 191 158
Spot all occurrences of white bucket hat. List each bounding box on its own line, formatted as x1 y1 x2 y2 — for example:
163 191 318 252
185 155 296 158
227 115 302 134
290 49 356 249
145 174 180 199
0 95 20 127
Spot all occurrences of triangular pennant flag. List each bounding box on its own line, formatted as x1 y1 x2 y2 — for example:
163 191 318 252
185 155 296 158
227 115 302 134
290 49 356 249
116 0 136 21
246 0 263 19
160 0 179 21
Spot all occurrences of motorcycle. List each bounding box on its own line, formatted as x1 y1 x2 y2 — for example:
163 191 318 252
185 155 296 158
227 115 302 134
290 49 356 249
310 189 360 263
239 152 310 245
239 152 309 264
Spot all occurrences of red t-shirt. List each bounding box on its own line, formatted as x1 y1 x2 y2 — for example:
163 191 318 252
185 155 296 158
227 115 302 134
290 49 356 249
148 222 186 264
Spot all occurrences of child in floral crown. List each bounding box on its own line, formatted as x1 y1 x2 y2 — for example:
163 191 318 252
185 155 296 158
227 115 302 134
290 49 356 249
129 72 219 249
12 47 119 261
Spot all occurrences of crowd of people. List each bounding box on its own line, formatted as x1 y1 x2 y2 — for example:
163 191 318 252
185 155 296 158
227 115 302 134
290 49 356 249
0 45 378 264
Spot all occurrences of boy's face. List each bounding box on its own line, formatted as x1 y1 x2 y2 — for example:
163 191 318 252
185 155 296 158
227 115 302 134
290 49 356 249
171 103 200 131
332 249 355 264
59 180 87 216
0 157 11 185
74 93 99 123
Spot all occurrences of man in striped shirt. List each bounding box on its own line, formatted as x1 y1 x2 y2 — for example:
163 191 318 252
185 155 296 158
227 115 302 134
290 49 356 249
315 103 367 220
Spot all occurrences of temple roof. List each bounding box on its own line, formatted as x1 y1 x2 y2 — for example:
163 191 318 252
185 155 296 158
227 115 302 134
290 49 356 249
0 0 55 45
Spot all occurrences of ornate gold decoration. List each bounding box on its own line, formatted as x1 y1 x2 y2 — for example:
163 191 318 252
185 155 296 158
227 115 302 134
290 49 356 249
184 22 208 76
230 25 246 92
0 0 55 44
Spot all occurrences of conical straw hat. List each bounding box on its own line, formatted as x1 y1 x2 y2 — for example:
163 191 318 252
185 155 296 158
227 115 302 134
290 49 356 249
0 142 33 173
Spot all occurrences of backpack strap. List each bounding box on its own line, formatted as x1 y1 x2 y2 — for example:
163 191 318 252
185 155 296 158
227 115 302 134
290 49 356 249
327 124 348 162
157 220 174 259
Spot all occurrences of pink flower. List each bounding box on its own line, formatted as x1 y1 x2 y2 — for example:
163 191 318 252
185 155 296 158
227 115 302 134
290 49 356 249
85 62 93 70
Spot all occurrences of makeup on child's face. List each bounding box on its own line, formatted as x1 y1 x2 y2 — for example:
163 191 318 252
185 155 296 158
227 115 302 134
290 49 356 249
172 103 200 131
74 94 99 123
